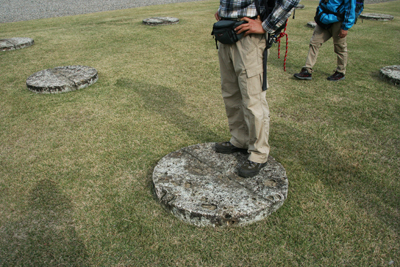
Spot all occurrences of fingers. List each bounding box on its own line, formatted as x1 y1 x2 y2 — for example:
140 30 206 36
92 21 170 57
215 12 221 21
235 24 247 34
236 26 251 35
338 29 348 38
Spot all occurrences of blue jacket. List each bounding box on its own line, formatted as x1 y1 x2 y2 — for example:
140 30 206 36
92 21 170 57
316 0 358 30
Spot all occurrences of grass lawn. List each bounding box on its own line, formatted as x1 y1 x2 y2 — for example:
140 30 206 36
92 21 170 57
0 0 399 265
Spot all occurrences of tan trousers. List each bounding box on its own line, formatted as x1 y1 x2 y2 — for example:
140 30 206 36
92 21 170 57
304 21 348 74
218 34 270 164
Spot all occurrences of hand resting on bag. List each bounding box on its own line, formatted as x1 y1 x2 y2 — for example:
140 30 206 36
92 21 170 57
235 16 266 36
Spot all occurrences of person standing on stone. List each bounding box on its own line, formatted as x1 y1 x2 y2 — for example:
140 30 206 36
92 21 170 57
293 0 358 81
214 0 298 178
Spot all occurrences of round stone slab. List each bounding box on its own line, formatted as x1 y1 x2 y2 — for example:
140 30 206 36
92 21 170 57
26 65 98 94
307 21 317 28
359 13 394 21
152 143 288 227
380 65 400 87
0 37 34 51
143 17 179 26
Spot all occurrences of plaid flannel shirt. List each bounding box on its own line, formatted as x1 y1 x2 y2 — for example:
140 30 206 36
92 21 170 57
218 0 299 33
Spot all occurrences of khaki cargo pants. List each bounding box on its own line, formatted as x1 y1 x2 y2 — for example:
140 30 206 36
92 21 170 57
304 21 348 74
218 34 270 164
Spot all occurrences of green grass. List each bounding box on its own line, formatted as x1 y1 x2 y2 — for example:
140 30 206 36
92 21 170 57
0 0 399 265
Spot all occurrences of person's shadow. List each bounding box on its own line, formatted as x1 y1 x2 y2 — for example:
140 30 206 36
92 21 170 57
115 78 226 144
0 179 89 266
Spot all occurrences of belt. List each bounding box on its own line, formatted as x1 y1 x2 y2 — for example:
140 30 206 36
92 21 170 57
221 16 257 21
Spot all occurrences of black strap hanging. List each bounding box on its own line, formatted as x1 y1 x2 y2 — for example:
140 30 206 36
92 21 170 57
254 0 270 91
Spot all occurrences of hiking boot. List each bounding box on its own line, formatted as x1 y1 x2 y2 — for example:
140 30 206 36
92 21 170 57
327 71 345 81
238 160 267 178
215 142 247 154
294 68 312 80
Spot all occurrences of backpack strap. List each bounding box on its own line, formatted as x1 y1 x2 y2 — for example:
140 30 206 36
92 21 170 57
254 0 268 18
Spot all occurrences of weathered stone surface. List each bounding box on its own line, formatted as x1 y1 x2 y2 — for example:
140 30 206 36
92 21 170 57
26 65 98 94
359 13 394 21
152 143 288 227
295 4 305 9
307 21 317 28
143 17 179 26
380 65 400 87
0 37 34 51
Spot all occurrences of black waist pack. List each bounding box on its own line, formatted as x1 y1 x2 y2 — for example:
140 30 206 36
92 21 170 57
314 5 344 30
211 20 247 47
314 7 332 29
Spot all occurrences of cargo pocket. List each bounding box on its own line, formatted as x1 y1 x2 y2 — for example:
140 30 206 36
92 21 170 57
244 65 264 96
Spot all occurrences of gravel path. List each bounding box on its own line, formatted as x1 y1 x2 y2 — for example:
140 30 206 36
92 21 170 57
0 0 205 23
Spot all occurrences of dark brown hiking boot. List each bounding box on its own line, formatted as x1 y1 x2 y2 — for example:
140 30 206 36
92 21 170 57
238 160 267 178
215 142 247 154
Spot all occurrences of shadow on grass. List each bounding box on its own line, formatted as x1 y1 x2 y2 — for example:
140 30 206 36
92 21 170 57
115 78 225 143
0 179 88 266
272 121 400 233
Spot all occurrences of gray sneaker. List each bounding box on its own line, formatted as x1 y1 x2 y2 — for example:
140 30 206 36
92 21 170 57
238 160 267 178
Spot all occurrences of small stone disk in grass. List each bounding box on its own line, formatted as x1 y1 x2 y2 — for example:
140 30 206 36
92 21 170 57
26 65 98 94
143 17 179 26
380 65 400 87
359 13 394 21
0 37 34 51
152 143 288 227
